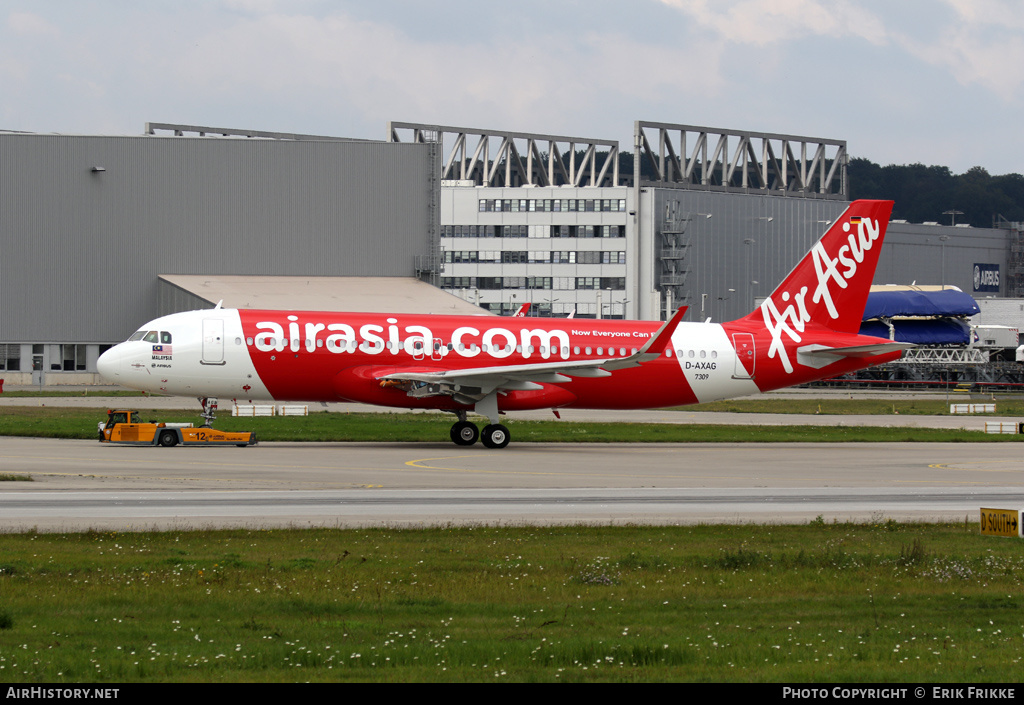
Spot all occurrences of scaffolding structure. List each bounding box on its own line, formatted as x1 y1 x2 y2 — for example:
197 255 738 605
824 347 1024 390
634 121 847 198
656 201 697 313
998 215 1024 298
388 122 621 188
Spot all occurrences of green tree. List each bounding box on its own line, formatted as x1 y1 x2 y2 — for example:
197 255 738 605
849 159 1024 227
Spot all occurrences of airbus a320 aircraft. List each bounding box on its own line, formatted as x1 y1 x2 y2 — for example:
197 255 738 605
98 200 908 449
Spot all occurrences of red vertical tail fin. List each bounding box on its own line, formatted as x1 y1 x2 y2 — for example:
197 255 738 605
744 200 894 335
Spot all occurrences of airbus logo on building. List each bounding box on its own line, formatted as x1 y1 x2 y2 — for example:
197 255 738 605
974 264 1000 292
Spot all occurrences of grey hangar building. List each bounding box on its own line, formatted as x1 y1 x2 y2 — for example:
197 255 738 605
1 119 1022 387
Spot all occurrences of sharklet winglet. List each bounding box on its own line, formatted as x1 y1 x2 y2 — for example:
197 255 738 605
639 306 687 357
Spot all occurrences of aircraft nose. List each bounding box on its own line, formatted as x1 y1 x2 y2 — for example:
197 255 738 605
96 345 122 382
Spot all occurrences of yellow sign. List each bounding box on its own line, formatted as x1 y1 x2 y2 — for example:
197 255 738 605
980 508 1022 538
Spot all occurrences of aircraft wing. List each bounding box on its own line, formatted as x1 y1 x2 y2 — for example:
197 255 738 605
377 307 687 401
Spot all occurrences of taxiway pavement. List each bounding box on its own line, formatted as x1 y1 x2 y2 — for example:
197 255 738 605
1 436 1021 532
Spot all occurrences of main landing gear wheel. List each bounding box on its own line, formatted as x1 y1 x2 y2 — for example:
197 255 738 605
481 424 511 449
450 420 479 446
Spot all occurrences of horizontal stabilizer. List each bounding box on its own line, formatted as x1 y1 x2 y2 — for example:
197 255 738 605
797 342 914 369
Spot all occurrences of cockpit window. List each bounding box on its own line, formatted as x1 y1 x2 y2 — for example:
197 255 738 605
128 330 170 343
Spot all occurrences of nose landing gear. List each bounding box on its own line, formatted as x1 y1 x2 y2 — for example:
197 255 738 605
198 397 218 428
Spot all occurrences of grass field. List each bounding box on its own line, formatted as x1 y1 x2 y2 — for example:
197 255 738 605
688 397 1024 416
0 405 1022 444
0 390 147 398
3 389 1021 413
0 522 1021 683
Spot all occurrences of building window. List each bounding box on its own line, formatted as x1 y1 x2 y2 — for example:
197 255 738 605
571 277 625 291
478 197 627 213
0 344 20 371
501 251 529 264
444 251 482 263
441 277 477 289
61 344 88 371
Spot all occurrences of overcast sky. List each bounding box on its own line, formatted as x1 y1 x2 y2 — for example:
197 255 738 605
2 0 1022 175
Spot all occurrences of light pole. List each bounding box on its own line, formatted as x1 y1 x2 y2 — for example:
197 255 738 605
718 288 735 320
614 296 630 320
939 235 949 288
543 296 559 318
744 238 755 311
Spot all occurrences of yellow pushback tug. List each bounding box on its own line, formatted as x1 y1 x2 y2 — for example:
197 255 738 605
98 409 256 447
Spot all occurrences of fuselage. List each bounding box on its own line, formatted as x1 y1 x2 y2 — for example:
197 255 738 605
97 307 901 412
96 200 902 451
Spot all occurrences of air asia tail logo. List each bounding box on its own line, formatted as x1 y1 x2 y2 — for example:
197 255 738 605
761 216 881 373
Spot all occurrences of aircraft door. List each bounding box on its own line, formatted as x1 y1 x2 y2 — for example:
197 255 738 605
732 333 754 379
431 338 445 361
202 319 226 365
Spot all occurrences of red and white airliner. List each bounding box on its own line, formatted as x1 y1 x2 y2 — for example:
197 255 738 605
98 200 908 448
